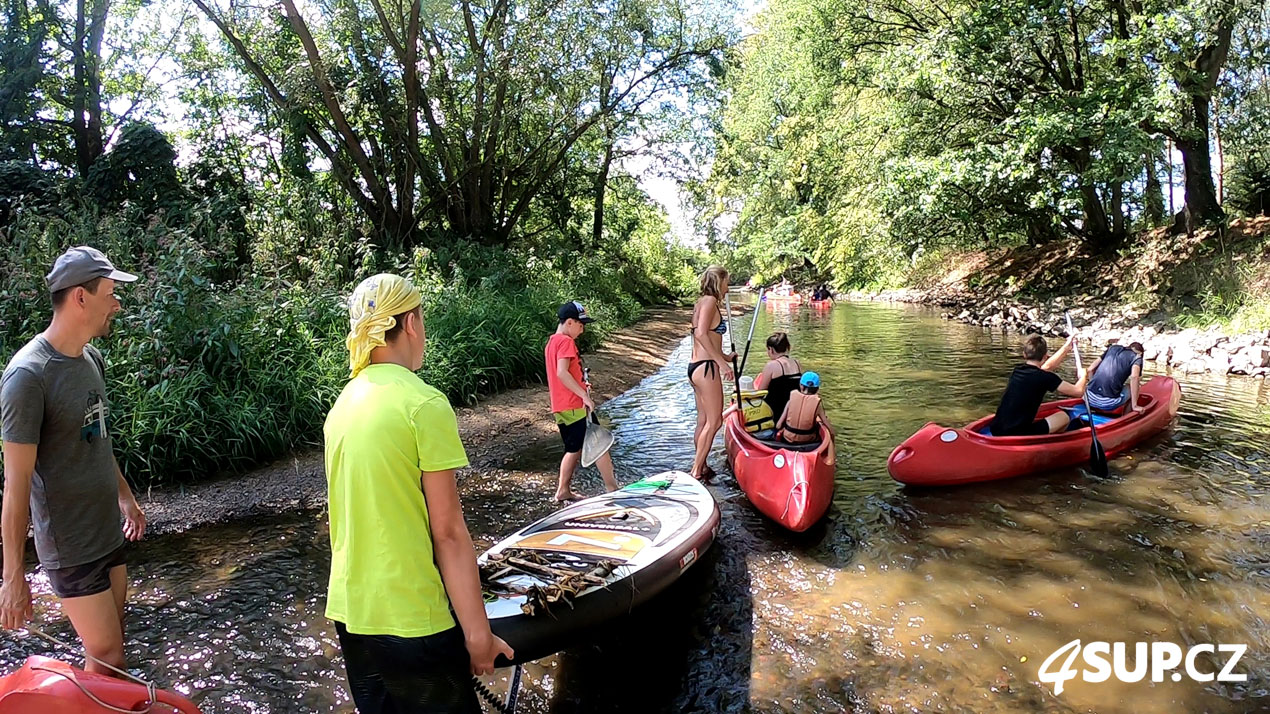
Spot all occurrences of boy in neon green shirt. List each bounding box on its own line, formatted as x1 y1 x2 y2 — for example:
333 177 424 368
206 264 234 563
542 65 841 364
325 274 512 713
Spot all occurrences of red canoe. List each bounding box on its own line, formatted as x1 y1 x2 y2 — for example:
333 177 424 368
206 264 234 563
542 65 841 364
809 299 833 309
723 409 835 531
0 656 202 714
887 376 1182 486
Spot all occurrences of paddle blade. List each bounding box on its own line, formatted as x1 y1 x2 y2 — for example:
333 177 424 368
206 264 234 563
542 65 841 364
1090 437 1109 477
581 417 614 467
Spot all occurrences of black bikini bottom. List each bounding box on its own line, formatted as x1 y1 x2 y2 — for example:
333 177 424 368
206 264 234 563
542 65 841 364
687 359 717 381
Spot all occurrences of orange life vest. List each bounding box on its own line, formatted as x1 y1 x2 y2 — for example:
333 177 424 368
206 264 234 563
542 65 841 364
782 391 820 443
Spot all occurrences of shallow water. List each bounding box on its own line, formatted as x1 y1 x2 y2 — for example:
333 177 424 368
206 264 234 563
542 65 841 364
4 300 1269 712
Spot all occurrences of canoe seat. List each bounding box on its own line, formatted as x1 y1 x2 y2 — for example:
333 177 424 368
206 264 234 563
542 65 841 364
1061 404 1117 431
754 436 823 452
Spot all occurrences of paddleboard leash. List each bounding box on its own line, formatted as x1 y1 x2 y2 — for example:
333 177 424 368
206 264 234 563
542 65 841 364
473 664 522 713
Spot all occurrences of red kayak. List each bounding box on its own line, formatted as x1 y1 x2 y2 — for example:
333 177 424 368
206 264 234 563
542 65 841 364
723 409 835 531
809 299 833 309
0 656 202 713
887 376 1181 486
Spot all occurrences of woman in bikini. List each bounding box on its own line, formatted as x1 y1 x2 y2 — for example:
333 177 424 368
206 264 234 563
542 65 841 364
688 265 735 480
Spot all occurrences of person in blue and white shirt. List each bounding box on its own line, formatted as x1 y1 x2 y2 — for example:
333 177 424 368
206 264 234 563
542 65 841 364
1085 341 1145 413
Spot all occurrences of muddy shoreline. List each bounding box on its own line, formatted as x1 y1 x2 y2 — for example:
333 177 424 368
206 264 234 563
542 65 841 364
139 306 694 537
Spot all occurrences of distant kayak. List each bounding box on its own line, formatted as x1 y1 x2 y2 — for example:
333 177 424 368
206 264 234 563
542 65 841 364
887 376 1181 486
481 472 719 665
723 410 835 532
0 656 202 713
808 299 832 309
764 292 802 304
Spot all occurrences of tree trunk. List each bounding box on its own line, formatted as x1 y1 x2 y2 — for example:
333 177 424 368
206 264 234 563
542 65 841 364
84 0 106 163
71 0 108 174
1079 181 1112 246
1166 17 1232 228
1166 138 1174 217
1026 214 1058 245
1109 181 1125 238
1173 96 1224 227
1144 146 1165 226
591 141 614 249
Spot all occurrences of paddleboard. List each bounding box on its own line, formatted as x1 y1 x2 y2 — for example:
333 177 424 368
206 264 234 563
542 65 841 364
481 471 719 665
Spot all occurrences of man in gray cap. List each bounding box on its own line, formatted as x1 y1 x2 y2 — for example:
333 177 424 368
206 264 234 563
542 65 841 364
0 245 146 677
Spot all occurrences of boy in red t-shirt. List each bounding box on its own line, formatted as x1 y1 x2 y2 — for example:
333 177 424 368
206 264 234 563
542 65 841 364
545 301 618 502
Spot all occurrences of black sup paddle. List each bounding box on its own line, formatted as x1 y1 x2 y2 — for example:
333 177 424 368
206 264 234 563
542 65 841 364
724 291 742 407
1066 313 1109 477
737 288 765 376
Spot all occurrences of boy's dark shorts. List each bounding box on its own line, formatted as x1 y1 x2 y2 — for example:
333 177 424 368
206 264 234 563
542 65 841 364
46 544 126 599
557 417 587 454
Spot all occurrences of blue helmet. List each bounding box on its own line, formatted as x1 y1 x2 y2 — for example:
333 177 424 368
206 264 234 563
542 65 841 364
800 371 821 388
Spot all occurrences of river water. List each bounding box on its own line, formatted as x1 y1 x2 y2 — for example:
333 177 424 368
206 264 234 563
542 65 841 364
3 300 1268 713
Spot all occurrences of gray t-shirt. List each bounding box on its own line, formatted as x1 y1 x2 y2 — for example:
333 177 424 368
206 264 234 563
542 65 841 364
1 336 123 569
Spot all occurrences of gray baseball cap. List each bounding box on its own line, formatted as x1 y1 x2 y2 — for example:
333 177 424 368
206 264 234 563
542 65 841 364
45 246 138 292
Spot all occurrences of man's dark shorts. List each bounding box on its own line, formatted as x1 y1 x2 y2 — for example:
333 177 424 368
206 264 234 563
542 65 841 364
557 417 587 454
334 622 480 714
46 544 126 599
997 419 1052 437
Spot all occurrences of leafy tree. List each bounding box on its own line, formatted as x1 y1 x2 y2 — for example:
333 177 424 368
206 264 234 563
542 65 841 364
708 0 1269 288
191 0 729 251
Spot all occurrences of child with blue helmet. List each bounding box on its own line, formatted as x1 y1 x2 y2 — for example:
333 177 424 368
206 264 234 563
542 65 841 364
776 371 837 444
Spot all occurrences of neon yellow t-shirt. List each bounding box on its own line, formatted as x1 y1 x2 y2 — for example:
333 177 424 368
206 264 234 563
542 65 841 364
323 362 470 637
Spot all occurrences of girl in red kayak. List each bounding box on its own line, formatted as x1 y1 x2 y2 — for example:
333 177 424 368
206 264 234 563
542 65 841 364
688 266 735 480
776 372 836 444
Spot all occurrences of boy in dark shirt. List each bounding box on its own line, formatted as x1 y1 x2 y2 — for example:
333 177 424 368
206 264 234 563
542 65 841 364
989 333 1088 436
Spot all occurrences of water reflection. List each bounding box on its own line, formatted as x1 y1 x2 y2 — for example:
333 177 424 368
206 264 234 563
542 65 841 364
3 301 1268 712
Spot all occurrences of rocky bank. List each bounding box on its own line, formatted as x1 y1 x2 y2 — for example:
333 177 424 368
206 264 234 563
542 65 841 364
849 288 1270 378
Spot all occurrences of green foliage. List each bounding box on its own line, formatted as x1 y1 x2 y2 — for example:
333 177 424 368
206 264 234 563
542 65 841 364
0 161 57 224
188 0 731 251
84 122 184 209
0 0 60 163
1222 19 1270 216
0 161 696 487
0 0 714 488
708 0 1269 289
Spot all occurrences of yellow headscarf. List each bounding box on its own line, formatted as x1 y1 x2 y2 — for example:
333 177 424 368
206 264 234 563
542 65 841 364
345 273 423 378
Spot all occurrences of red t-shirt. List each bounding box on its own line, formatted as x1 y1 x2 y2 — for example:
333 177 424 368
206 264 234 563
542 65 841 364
545 333 585 413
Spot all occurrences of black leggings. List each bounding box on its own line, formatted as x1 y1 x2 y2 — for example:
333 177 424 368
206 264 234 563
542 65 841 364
335 622 481 714
687 359 717 381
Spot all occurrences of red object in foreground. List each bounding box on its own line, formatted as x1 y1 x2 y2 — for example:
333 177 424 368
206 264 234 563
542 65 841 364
723 409 835 532
808 299 832 309
887 376 1182 486
0 656 202 714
